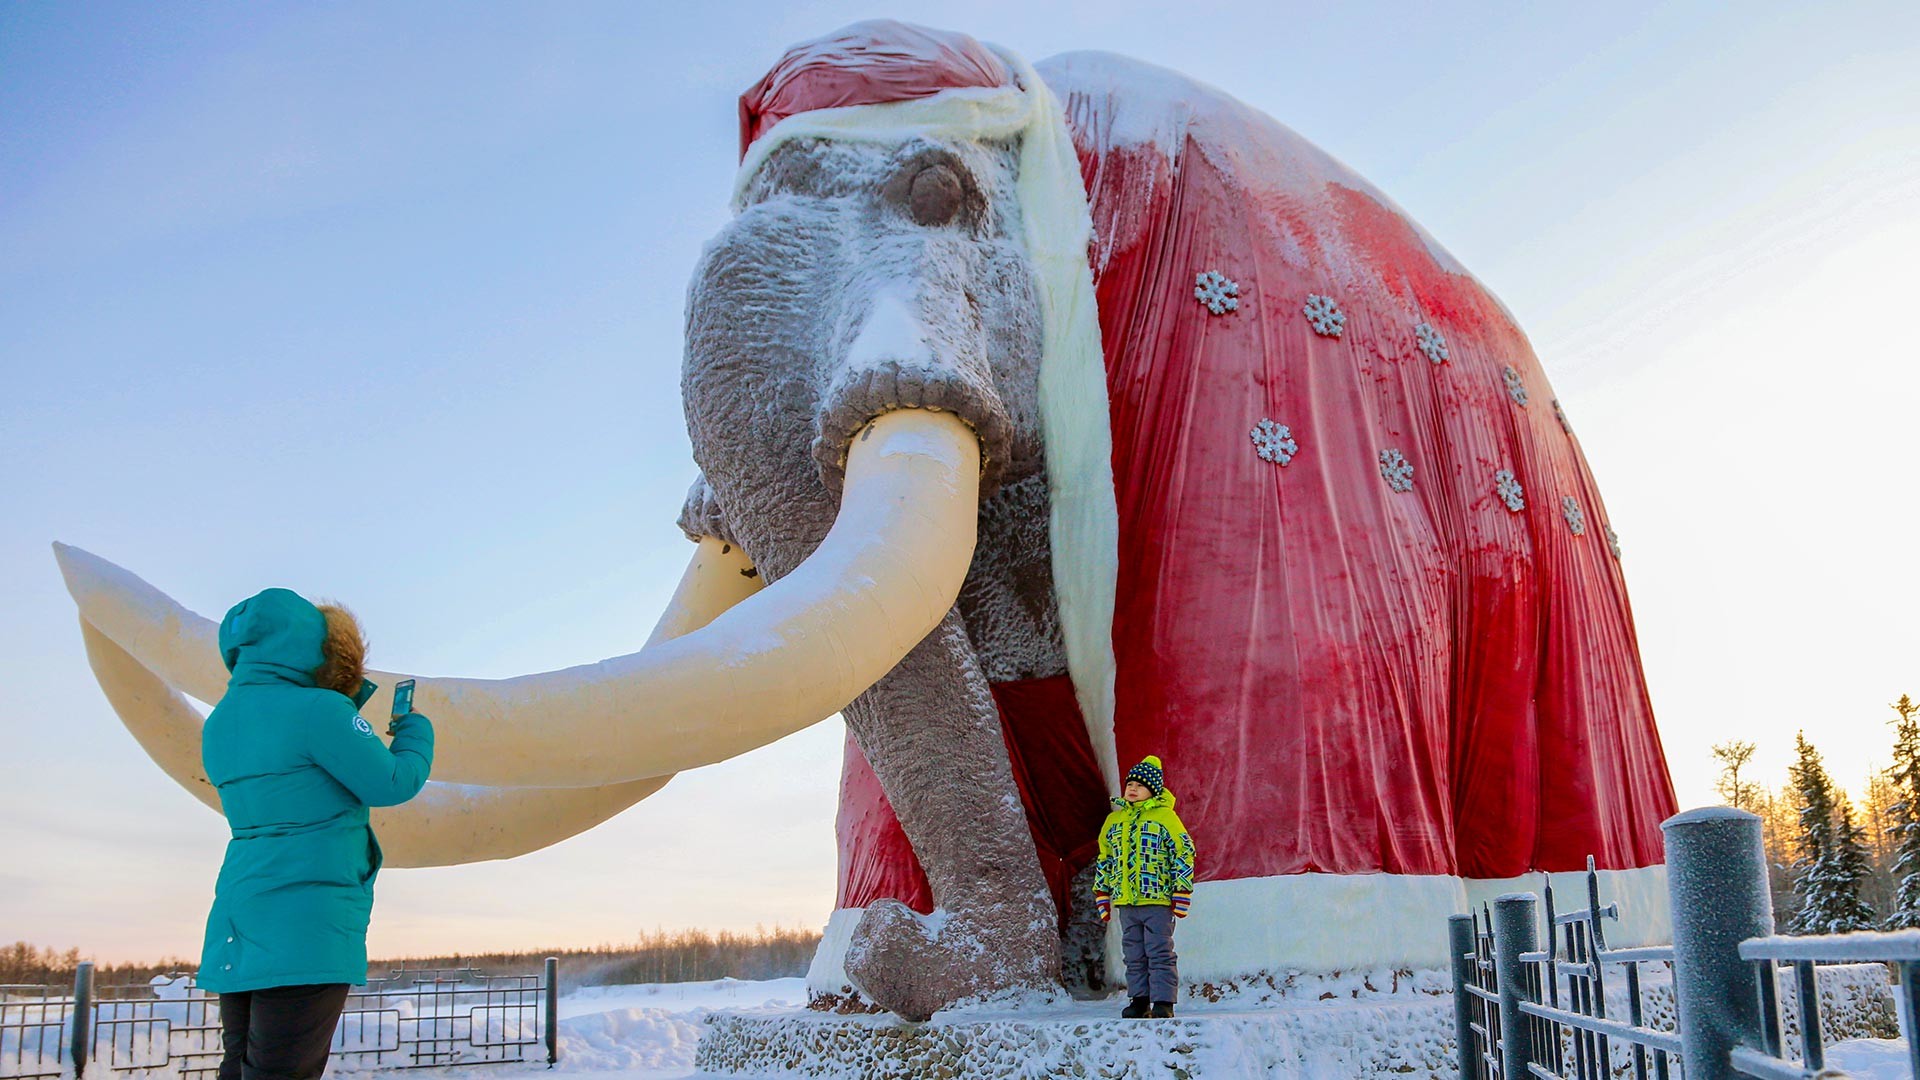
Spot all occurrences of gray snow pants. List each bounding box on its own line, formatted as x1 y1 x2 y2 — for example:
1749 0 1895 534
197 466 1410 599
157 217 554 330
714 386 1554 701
1117 904 1178 1002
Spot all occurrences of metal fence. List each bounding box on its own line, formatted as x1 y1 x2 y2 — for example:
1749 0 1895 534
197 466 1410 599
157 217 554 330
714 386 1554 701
0 960 557 1079
1450 806 1919 1080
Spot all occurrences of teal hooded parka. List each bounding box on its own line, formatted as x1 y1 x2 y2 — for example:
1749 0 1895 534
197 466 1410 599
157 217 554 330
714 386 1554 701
198 589 433 992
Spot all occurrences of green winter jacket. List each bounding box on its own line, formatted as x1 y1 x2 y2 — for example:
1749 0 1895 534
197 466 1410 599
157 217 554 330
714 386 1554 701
198 589 434 993
1093 786 1197 911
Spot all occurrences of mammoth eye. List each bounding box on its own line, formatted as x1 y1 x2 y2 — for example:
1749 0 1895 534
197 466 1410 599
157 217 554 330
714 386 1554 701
907 163 964 227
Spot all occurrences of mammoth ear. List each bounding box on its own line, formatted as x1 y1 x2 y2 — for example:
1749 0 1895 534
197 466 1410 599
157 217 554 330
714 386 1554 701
881 147 983 229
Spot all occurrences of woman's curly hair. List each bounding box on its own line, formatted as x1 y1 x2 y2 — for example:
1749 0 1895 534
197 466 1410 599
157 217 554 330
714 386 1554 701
314 603 368 698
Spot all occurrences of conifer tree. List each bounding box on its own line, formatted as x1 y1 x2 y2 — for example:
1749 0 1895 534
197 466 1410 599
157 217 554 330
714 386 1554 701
1885 694 1920 930
1824 793 1879 932
1786 732 1873 933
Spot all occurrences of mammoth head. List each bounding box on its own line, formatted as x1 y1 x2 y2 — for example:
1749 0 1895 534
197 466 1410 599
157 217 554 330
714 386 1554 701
688 133 1040 517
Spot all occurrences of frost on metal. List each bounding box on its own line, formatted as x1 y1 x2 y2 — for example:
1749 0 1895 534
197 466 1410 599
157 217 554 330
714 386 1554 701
1303 294 1346 337
1552 398 1572 433
1250 419 1298 465
1502 365 1528 406
1378 449 1414 492
1414 321 1449 364
1607 525 1622 559
1194 270 1241 315
1561 496 1587 536
1494 470 1525 512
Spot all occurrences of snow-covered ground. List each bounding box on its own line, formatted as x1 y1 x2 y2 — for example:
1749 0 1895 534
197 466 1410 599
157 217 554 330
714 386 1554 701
545 978 804 1079
4 976 1909 1079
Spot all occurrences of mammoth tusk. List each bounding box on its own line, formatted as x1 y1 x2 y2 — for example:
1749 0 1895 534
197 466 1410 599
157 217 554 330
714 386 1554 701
65 536 764 865
57 406 980 789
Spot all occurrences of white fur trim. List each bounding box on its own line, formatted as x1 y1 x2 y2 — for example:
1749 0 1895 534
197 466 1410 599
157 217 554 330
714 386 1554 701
1155 869 1670 978
812 867 1670 997
1463 865 1672 951
733 47 1122 790
805 907 867 1000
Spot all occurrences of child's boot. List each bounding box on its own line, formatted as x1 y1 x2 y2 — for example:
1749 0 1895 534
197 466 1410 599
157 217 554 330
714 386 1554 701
1149 1002 1175 1018
1121 996 1149 1019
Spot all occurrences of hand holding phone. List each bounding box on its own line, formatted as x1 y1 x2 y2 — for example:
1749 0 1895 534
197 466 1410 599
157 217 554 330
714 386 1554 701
388 679 416 734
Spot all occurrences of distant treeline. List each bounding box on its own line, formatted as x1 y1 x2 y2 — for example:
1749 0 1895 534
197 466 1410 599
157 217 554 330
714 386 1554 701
4 926 822 991
378 926 824 990
0 942 199 988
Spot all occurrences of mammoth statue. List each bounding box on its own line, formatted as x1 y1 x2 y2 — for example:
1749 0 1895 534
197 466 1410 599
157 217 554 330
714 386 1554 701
56 20 1677 1021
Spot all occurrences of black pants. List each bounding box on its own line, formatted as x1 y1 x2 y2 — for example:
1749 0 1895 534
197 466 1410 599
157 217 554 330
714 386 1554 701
217 984 350 1080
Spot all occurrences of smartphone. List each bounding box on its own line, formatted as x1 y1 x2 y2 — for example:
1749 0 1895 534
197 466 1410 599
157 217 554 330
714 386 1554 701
391 679 416 721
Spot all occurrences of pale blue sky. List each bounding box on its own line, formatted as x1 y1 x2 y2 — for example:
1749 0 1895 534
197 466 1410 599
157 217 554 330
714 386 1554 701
4 2 1917 960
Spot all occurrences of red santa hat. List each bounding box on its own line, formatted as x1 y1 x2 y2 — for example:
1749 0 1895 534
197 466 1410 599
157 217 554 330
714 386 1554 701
738 20 1015 159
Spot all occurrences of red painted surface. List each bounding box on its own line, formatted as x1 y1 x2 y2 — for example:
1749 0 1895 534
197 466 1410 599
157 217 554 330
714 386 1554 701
755 22 1677 926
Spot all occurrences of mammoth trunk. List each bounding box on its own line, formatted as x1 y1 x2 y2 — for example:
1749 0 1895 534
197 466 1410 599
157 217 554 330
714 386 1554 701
838 609 1062 1021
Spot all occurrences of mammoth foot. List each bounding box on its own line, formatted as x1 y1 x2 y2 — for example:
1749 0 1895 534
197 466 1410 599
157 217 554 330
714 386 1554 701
844 898 1060 1021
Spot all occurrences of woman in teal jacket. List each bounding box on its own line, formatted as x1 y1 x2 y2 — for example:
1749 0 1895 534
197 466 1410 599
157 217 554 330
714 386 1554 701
199 588 433 1080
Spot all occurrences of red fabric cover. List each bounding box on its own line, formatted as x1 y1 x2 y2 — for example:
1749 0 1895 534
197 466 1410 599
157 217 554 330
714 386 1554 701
1047 56 1676 878
835 732 932 914
837 675 1110 929
760 21 1681 920
737 20 1012 159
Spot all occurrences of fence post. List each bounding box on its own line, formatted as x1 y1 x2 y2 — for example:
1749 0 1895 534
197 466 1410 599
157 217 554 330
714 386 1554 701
1491 893 1538 1079
1664 806 1772 1080
543 957 559 1067
70 962 94 1079
1448 914 1476 1080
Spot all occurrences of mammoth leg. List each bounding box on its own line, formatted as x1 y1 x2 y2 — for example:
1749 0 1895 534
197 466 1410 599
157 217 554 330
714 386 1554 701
842 609 1060 1020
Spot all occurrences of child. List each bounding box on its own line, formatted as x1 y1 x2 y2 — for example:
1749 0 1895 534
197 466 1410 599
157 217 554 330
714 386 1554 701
1093 755 1197 1018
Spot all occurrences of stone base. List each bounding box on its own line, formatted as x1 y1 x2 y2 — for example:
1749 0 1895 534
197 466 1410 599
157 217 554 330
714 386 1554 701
700 970 1459 1079
696 966 1898 1079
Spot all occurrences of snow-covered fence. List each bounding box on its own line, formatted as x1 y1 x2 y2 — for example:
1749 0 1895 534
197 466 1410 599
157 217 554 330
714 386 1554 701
0 979 78 1080
1450 807 1910 1080
0 959 558 1079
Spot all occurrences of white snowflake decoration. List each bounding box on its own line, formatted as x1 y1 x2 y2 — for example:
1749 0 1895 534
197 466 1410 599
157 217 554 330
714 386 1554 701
1303 294 1346 337
1561 495 1586 535
1414 321 1449 364
1552 398 1572 433
1502 365 1529 406
1494 469 1525 512
1194 270 1240 315
1250 419 1298 465
1378 449 1414 492
1606 525 1622 559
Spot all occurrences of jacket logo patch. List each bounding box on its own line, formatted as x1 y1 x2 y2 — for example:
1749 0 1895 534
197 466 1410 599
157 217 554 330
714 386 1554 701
352 716 375 738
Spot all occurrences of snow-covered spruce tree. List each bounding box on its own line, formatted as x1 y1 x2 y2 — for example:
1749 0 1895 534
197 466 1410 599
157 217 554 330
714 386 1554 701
1786 732 1878 933
1823 793 1879 932
1884 694 1920 929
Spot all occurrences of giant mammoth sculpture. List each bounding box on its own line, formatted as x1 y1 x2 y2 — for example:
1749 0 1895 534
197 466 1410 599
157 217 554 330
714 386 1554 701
57 20 1677 1022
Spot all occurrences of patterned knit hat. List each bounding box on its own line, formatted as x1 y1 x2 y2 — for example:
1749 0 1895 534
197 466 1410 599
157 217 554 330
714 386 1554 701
1125 755 1165 797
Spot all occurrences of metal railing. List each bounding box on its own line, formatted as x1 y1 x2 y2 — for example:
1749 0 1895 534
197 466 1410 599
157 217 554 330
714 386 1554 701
0 959 557 1079
1449 807 1918 1080
0 980 77 1080
1454 864 1682 1080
